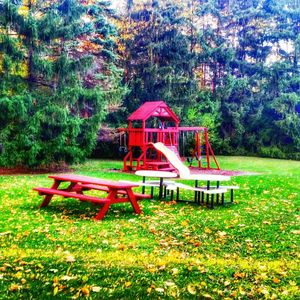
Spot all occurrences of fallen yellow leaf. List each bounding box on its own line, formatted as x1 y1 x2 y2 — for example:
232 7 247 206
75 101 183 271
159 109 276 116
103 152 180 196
187 284 196 295
81 286 90 296
224 280 231 286
181 220 189 226
171 268 179 275
9 284 19 292
66 254 76 263
272 277 280 284
204 228 212 234
92 286 101 292
53 286 59 296
233 272 246 279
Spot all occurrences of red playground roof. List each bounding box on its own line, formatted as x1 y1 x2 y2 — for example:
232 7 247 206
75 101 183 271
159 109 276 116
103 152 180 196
128 101 180 123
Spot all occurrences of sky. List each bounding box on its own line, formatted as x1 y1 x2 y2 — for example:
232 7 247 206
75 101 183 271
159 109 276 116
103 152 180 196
110 0 125 10
110 0 149 11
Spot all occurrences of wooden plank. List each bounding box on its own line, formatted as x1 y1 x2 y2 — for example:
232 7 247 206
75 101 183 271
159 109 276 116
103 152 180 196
79 184 109 192
201 188 227 195
79 184 152 199
146 162 170 166
173 183 227 194
205 185 239 190
48 174 139 189
33 187 109 204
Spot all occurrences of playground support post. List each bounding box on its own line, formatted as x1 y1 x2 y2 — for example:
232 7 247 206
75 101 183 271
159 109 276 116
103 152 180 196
205 129 210 169
195 131 201 169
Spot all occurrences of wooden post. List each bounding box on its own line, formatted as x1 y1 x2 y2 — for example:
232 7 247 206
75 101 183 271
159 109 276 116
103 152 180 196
205 128 210 169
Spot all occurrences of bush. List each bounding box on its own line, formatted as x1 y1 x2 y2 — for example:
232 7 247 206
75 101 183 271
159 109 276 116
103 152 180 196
259 146 287 159
0 91 106 168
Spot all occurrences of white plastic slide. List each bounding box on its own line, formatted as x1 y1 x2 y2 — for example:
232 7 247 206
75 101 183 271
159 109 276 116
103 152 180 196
151 142 230 181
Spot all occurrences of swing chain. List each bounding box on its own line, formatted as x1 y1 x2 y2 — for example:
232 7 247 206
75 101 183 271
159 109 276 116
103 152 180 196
119 131 128 153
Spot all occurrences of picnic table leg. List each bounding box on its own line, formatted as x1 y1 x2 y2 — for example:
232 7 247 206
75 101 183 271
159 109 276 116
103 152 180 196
194 180 198 203
142 176 146 194
39 180 61 208
125 188 141 214
197 185 201 204
68 182 83 194
216 181 220 204
94 202 111 220
158 178 164 199
94 190 121 219
206 181 210 206
170 190 174 201
94 189 123 220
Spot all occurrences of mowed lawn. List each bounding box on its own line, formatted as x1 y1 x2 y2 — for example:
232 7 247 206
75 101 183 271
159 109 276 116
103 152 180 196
0 157 299 299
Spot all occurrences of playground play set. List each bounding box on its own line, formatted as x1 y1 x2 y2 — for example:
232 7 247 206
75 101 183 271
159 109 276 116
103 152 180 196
119 101 220 172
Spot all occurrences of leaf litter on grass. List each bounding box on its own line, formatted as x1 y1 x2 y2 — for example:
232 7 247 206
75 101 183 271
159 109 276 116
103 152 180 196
0 158 299 299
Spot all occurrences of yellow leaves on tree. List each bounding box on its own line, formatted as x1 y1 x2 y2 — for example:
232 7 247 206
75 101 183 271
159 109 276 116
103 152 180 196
77 39 102 54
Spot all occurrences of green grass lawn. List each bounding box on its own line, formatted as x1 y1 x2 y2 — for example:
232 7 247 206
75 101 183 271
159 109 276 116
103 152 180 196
0 157 299 299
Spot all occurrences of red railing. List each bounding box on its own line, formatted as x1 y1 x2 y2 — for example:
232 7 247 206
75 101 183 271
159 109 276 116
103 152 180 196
128 128 179 147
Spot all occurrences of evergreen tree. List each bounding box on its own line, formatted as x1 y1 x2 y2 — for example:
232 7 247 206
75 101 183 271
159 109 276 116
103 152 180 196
120 0 199 119
258 2 300 158
190 0 300 157
2 0 292 160
85 1 126 112
192 0 300 157
0 0 121 168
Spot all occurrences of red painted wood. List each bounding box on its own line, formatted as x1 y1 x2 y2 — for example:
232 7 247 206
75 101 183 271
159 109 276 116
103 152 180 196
128 101 180 123
123 101 219 171
125 188 141 214
33 187 109 203
34 175 145 220
79 184 110 192
205 129 210 169
38 180 61 207
79 184 151 199
178 127 206 131
94 202 111 220
48 174 139 189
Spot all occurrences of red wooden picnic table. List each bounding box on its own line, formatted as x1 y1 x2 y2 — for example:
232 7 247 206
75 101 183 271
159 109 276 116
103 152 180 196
33 174 150 220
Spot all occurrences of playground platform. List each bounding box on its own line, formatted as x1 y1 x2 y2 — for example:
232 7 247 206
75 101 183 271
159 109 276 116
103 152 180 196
117 166 257 177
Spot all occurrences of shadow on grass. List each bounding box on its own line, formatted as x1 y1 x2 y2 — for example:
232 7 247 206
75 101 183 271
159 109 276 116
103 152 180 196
31 201 147 222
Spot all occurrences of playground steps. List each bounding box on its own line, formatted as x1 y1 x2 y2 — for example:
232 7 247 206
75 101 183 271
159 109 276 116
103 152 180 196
142 161 175 171
158 167 176 172
123 150 143 171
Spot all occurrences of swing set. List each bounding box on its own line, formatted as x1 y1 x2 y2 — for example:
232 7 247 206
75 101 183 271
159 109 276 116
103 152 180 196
119 101 220 171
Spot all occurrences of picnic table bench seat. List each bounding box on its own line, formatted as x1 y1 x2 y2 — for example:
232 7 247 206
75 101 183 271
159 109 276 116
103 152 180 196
77 183 152 200
119 179 160 187
164 182 228 208
174 182 228 193
196 185 239 190
119 179 162 198
33 187 109 205
165 182 227 194
195 185 239 202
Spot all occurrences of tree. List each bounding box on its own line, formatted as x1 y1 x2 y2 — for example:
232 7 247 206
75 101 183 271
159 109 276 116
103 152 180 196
0 0 122 168
118 0 199 119
259 2 300 158
200 0 300 157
